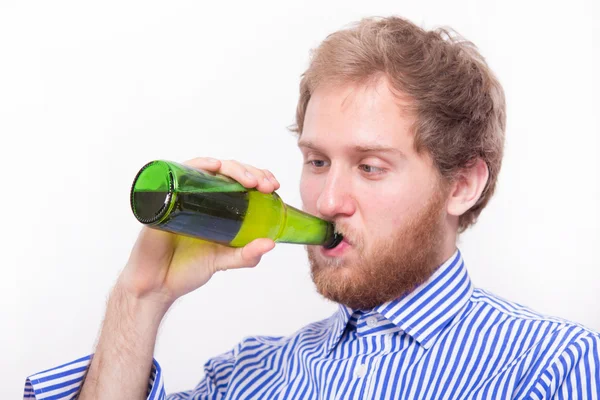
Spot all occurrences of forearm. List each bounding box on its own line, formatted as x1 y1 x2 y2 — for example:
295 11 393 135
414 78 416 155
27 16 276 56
78 284 171 400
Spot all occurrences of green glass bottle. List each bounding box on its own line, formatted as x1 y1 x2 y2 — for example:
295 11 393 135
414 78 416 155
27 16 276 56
130 160 343 248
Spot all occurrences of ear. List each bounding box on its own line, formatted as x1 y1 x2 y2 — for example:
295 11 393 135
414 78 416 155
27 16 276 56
446 158 489 218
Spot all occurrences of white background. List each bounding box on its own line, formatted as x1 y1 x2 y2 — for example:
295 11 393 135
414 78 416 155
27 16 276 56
1 0 599 398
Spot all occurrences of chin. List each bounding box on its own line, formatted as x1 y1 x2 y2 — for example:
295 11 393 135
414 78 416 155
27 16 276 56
311 248 355 270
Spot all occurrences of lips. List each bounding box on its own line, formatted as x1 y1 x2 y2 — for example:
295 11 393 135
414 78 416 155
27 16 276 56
320 238 351 257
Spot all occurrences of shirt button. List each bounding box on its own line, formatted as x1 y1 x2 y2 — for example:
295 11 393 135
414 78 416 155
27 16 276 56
355 363 367 378
366 316 378 328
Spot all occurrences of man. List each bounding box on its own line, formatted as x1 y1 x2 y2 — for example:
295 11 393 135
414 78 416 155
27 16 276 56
25 16 599 399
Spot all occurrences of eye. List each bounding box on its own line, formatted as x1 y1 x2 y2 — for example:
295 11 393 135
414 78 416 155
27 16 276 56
306 160 328 168
359 164 385 174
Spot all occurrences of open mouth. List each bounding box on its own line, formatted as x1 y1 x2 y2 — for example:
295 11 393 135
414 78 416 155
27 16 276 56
323 232 344 249
321 237 351 257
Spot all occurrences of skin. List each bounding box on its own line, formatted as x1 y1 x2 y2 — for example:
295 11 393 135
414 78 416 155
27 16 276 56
78 76 488 399
78 158 280 399
298 77 475 309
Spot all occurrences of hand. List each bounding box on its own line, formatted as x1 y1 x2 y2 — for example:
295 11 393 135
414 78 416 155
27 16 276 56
118 157 281 307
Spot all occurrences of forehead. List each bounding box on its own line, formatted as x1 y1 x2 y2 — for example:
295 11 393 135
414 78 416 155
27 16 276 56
299 77 416 153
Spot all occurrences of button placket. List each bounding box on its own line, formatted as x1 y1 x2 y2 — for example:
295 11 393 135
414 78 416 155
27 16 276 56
354 363 367 379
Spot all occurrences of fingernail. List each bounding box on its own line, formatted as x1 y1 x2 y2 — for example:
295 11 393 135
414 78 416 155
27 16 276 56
205 157 219 163
245 171 256 180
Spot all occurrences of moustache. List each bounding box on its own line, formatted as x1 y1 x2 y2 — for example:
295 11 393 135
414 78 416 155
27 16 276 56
332 222 359 247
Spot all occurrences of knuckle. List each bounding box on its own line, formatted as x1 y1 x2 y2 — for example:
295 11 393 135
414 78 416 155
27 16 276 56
243 163 260 173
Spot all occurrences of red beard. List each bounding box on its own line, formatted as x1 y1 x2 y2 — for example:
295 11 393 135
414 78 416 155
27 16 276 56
308 185 448 310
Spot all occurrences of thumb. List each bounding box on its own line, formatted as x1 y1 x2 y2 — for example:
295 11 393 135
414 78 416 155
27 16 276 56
218 238 276 271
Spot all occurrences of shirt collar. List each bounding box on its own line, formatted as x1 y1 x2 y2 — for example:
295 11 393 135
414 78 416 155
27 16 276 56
325 249 472 353
325 303 353 354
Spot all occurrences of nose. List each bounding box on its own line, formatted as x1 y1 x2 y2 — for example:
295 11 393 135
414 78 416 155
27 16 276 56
316 167 356 219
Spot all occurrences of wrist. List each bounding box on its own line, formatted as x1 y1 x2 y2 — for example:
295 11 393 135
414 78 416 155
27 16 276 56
110 282 172 332
79 284 166 400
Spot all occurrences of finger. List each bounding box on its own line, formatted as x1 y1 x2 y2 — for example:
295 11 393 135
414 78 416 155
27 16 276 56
246 166 280 191
219 238 276 270
183 157 222 172
240 238 276 267
241 164 276 194
262 169 280 190
218 159 262 189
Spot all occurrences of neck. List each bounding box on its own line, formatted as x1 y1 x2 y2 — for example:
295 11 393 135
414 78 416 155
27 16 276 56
437 229 458 269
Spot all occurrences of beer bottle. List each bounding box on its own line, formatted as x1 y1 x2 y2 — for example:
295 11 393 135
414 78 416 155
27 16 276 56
130 160 343 248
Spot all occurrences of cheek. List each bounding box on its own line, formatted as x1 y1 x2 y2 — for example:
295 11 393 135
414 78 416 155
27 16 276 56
358 186 417 232
299 174 320 213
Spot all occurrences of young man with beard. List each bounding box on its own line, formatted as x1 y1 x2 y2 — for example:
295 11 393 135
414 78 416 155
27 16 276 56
25 16 599 399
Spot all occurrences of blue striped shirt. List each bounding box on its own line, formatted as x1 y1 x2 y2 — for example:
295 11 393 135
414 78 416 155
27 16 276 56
24 250 600 399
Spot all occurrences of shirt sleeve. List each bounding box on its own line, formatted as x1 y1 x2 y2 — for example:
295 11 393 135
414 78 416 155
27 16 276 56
23 347 238 400
526 331 600 399
162 348 237 400
23 354 166 400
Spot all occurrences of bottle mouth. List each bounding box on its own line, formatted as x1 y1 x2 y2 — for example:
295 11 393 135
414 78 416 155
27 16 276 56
323 231 344 249
130 161 175 224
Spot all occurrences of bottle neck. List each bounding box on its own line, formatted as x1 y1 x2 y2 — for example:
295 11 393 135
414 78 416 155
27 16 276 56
276 204 335 246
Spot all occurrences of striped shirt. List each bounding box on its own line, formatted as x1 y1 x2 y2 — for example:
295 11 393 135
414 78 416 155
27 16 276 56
25 250 600 399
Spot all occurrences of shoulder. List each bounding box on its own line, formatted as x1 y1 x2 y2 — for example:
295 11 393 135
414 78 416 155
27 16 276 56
462 287 600 395
472 287 597 327
469 286 600 349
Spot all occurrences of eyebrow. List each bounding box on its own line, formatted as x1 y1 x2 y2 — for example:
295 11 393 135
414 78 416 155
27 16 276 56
298 140 406 158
